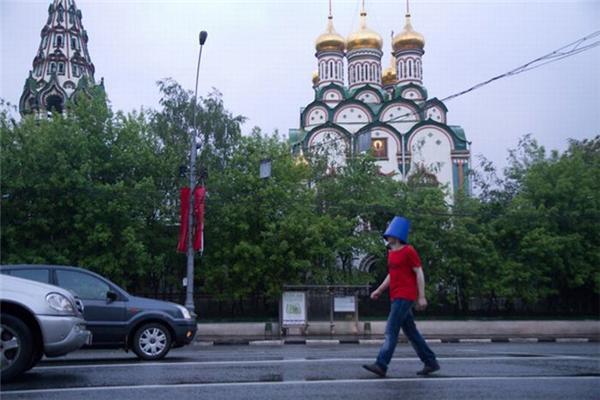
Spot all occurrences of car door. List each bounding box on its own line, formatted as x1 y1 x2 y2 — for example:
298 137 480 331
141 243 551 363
54 269 127 345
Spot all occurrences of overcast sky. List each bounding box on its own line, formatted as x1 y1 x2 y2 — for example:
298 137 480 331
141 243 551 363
1 0 598 171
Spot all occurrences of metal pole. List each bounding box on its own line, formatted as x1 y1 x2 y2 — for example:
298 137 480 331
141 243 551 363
185 31 208 314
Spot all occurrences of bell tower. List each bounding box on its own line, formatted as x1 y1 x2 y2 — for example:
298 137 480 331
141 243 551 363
19 0 104 116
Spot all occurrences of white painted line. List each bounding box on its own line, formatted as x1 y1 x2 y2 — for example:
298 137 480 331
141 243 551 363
4 376 598 396
194 341 214 346
508 338 539 343
306 340 340 345
556 338 589 343
34 355 588 372
426 339 442 344
359 339 384 345
249 340 284 346
459 339 492 343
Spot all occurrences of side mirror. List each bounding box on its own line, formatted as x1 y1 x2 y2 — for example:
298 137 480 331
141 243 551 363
106 290 118 303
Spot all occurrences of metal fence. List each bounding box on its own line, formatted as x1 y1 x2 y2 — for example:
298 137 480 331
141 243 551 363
130 291 599 320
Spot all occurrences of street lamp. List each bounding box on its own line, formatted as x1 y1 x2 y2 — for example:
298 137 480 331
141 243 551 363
185 30 208 315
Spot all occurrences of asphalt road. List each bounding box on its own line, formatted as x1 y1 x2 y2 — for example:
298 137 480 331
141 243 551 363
2 342 599 399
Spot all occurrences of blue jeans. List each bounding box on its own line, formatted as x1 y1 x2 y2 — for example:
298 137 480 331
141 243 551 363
376 298 437 371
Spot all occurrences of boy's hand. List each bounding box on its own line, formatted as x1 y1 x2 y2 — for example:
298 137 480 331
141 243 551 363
415 297 428 310
370 290 381 300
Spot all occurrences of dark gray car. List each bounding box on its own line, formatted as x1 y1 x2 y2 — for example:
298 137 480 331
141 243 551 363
1 265 197 360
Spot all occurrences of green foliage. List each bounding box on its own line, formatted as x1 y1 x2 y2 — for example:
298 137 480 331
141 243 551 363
1 82 598 315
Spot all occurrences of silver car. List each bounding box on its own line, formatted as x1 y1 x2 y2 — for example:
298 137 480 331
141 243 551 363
0 274 92 381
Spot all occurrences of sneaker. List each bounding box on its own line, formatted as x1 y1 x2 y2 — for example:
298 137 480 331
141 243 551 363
363 363 387 378
416 361 440 376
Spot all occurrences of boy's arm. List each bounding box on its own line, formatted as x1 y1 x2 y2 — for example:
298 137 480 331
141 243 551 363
371 274 390 300
413 267 427 310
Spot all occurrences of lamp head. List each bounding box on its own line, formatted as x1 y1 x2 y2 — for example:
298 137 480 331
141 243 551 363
199 31 208 45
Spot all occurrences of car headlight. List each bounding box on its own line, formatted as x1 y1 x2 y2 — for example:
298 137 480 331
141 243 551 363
46 293 76 314
176 305 192 320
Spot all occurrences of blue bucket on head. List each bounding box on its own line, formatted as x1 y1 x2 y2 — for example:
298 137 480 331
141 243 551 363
383 216 411 243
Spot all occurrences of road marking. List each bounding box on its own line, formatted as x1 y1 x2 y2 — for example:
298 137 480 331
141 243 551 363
249 340 284 346
34 355 589 371
556 338 590 343
508 338 539 343
306 340 340 345
3 376 598 396
459 339 492 343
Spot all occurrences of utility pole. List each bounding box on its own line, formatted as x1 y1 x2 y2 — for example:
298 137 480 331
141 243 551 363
185 30 208 315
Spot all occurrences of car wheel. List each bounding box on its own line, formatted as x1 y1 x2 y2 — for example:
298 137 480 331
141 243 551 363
132 323 172 360
25 348 43 372
1 314 34 382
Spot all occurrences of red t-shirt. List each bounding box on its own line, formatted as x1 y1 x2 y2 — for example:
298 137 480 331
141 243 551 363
388 245 422 301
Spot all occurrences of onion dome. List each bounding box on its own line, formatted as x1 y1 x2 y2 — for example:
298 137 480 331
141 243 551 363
312 70 320 86
382 55 397 86
315 16 346 52
392 14 425 51
347 11 383 51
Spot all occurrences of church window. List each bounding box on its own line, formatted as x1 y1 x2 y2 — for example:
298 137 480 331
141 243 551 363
73 64 80 77
71 36 78 50
408 60 413 77
49 62 57 74
328 61 333 79
58 62 65 75
42 36 48 49
57 6 64 23
365 64 370 81
69 11 75 25
357 65 362 82
55 34 64 48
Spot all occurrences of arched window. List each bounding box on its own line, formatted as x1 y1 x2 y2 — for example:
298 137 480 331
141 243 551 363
55 34 63 48
328 61 333 79
58 62 65 75
412 60 416 77
402 61 406 78
408 60 413 77
371 64 376 81
357 64 362 82
49 62 57 74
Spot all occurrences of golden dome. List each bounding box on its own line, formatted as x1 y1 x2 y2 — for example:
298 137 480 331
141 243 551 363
315 17 346 52
382 55 397 86
312 70 320 86
347 12 383 51
392 14 425 51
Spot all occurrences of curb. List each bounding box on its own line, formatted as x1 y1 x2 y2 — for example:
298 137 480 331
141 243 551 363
193 337 596 346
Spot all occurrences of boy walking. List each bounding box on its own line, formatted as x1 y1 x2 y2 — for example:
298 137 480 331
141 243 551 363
363 216 440 378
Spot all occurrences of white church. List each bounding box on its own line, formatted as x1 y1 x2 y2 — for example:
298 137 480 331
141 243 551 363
289 1 471 197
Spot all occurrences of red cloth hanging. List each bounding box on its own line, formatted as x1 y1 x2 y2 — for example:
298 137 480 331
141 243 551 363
193 186 206 252
177 187 191 253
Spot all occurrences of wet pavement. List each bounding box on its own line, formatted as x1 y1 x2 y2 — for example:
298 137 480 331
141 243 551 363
2 342 599 399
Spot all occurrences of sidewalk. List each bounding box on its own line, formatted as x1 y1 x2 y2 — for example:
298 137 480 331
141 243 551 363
194 320 600 345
